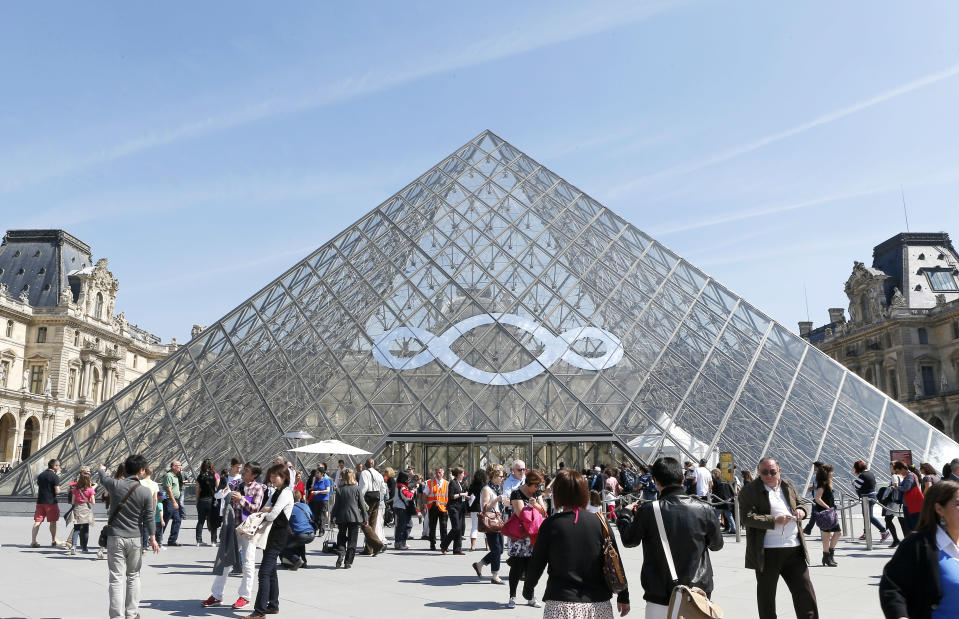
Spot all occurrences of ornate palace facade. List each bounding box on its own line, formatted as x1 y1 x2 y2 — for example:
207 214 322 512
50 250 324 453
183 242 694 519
0 230 175 464
802 232 959 440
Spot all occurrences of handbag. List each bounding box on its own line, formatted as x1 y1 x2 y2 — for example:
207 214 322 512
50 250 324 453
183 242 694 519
595 512 628 594
98 483 140 548
479 510 505 534
814 507 838 530
652 500 723 618
902 474 924 513
236 511 274 549
500 513 526 539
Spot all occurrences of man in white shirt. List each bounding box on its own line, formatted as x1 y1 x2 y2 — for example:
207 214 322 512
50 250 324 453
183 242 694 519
694 459 713 498
739 457 818 619
358 458 386 556
333 460 346 488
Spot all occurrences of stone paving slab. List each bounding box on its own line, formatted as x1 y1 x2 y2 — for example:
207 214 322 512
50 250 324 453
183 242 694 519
0 514 892 618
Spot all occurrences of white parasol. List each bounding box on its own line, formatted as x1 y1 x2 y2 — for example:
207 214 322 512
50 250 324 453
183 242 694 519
288 439 372 456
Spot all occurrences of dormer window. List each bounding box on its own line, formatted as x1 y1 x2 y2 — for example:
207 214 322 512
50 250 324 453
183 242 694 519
926 269 959 292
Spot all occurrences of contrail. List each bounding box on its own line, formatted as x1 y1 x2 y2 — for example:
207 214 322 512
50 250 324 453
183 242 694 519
609 62 959 196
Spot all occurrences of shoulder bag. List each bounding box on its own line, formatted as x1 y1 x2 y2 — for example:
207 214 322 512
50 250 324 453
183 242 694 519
652 499 723 618
98 483 140 548
814 507 837 530
595 512 628 594
903 473 924 514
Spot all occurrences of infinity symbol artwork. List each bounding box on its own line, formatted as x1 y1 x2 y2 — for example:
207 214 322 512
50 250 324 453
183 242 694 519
371 313 623 385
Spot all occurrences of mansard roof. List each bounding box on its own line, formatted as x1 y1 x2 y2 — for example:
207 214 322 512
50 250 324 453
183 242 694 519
0 229 93 307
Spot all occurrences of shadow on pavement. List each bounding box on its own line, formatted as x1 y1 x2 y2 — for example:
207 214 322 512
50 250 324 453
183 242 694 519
400 575 487 587
425 600 507 611
140 599 235 617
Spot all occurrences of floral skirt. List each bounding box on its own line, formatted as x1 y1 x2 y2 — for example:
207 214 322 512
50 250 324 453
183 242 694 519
543 600 614 619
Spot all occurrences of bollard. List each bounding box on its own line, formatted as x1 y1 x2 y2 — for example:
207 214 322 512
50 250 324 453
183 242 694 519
734 493 741 543
861 497 873 551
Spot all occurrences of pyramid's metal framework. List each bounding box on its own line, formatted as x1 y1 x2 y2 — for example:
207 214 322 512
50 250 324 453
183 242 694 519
2 130 955 496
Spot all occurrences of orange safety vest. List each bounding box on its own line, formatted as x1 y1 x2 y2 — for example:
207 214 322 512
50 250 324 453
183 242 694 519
426 478 449 512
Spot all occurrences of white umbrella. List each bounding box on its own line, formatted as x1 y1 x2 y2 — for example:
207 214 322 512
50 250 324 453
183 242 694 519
288 439 371 456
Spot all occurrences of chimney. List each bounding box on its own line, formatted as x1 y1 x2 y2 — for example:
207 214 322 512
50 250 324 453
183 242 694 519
828 308 846 324
798 321 812 338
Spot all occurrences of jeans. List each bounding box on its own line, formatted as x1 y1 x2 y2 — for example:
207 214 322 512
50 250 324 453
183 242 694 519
107 536 142 619
281 531 315 565
482 532 503 573
336 523 360 566
71 523 90 551
715 507 737 534
196 497 214 543
309 500 329 534
161 497 181 543
861 493 887 533
394 506 411 546
253 546 281 613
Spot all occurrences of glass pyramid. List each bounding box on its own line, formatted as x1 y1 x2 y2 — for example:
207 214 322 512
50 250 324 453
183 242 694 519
2 130 955 496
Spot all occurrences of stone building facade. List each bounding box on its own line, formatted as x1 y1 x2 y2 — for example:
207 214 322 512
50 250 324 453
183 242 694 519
801 232 959 440
0 230 175 465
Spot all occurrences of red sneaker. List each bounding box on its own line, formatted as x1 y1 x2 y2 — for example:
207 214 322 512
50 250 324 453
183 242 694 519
232 597 250 610
201 596 221 607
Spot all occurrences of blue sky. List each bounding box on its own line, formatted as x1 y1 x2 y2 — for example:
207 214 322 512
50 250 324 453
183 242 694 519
2 2 959 343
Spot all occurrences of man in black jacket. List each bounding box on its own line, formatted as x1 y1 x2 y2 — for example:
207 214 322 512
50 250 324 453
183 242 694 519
618 457 724 617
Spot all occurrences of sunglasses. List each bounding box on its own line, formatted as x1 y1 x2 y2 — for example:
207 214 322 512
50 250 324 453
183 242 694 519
759 469 779 476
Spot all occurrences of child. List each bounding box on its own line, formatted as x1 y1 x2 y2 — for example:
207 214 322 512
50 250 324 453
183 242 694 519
155 499 165 548
587 490 603 514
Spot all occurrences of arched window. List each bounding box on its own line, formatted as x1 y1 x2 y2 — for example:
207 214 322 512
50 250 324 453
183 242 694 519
918 328 929 345
94 293 103 320
930 416 945 432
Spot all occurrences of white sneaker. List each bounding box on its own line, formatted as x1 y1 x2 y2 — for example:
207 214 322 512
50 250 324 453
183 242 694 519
527 598 542 608
506 598 516 609
69 547 76 555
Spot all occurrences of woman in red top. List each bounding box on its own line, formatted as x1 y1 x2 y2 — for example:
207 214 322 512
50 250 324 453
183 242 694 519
294 471 305 497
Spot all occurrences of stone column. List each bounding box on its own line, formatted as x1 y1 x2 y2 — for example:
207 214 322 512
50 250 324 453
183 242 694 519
79 360 90 401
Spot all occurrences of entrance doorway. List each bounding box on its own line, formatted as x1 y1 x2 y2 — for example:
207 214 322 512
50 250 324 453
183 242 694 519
0 413 16 463
380 434 635 476
21 417 39 460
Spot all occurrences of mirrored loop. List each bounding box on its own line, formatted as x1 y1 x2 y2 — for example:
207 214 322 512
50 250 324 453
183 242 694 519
371 312 623 385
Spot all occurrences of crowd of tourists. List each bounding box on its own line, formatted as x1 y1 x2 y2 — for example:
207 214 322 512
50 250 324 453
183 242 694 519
22 450 959 619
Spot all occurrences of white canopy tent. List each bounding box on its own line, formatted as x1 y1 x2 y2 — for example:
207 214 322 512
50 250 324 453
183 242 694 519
627 415 718 466
288 439 372 456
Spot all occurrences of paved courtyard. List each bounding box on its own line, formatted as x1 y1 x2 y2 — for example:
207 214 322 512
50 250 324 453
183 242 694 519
0 510 893 619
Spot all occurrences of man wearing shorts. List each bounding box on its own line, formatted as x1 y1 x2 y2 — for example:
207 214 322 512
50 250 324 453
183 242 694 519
31 459 63 548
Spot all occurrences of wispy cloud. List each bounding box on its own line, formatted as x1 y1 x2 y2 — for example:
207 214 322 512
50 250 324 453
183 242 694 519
607 62 959 197
123 245 317 294
0 1 684 194
649 166 959 237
